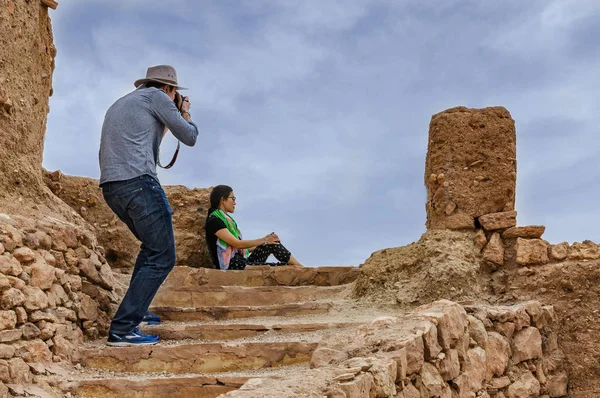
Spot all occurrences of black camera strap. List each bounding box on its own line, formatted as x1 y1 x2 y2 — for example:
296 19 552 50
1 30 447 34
158 92 184 169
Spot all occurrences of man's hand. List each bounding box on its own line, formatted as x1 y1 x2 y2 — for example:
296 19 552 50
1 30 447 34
181 96 191 112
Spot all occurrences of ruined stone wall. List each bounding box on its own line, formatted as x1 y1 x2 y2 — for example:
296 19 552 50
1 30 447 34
43 170 214 269
425 106 517 230
0 214 120 395
226 300 567 398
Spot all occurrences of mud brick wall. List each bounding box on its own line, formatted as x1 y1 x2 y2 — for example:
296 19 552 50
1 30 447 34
425 106 517 231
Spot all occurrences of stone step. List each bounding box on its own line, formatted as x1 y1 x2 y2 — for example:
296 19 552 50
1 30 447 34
161 265 360 288
150 302 332 321
141 321 361 340
81 340 318 374
152 284 347 307
70 365 309 398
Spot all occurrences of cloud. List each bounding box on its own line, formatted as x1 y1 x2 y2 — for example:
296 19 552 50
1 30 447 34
45 0 600 266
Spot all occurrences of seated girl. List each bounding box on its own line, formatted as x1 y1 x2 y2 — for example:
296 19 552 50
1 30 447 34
205 185 303 270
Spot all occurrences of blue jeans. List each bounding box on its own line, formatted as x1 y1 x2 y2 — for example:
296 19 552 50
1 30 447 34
101 175 175 335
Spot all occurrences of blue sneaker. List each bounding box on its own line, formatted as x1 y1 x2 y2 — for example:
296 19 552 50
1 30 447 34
142 311 161 325
107 328 159 347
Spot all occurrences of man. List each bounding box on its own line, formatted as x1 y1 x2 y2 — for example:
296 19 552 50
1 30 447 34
99 65 199 346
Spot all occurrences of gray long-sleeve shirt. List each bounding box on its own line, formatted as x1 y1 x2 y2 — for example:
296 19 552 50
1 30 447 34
99 86 199 185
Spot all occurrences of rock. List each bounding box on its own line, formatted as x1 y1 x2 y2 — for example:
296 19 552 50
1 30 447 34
21 286 48 311
502 226 545 239
14 307 27 324
489 376 511 389
512 327 542 363
0 288 24 310
22 232 40 249
436 349 459 381
28 362 46 375
424 107 516 230
13 339 52 362
0 256 23 276
0 360 8 383
405 333 425 374
420 363 450 397
0 244 3 255
78 294 99 322
0 329 21 343
418 300 468 350
49 284 68 306
546 372 568 397
0 275 8 292
483 232 504 266
310 348 348 368
30 262 56 290
7 276 25 291
485 332 511 379
398 383 420 398
474 229 487 250
11 246 35 263
479 211 517 231
337 372 373 398
0 311 16 331
493 321 515 340
97 262 115 290
550 242 569 261
422 324 443 360
444 202 457 215
568 240 600 260
506 372 540 398
516 238 549 266
34 231 52 250
8 357 31 384
468 315 488 348
463 347 487 390
368 358 396 397
52 335 76 362
0 345 15 359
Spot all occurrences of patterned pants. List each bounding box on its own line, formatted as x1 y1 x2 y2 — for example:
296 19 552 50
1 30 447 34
228 243 292 270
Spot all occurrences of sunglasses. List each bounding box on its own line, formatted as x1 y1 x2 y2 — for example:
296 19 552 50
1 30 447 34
227 196 236 201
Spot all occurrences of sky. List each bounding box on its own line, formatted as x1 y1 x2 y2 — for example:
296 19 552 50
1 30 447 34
44 0 600 267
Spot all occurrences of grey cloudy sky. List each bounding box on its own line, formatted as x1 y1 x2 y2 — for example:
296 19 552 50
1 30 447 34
44 0 600 266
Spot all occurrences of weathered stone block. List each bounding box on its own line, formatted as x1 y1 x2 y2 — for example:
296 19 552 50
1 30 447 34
436 349 459 381
337 372 373 398
485 332 510 380
369 358 396 397
467 315 488 348
0 311 16 331
546 372 568 397
310 348 348 368
502 225 545 239
512 327 542 364
506 372 540 398
483 232 504 266
550 242 569 261
479 211 517 231
568 240 600 260
30 262 56 290
516 238 548 266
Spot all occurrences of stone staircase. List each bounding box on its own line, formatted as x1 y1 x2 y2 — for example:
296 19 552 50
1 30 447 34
66 265 382 397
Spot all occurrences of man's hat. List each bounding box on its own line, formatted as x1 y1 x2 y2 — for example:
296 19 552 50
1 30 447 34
134 65 188 90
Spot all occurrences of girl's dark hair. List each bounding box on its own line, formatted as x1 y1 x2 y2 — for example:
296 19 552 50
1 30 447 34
207 185 233 216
